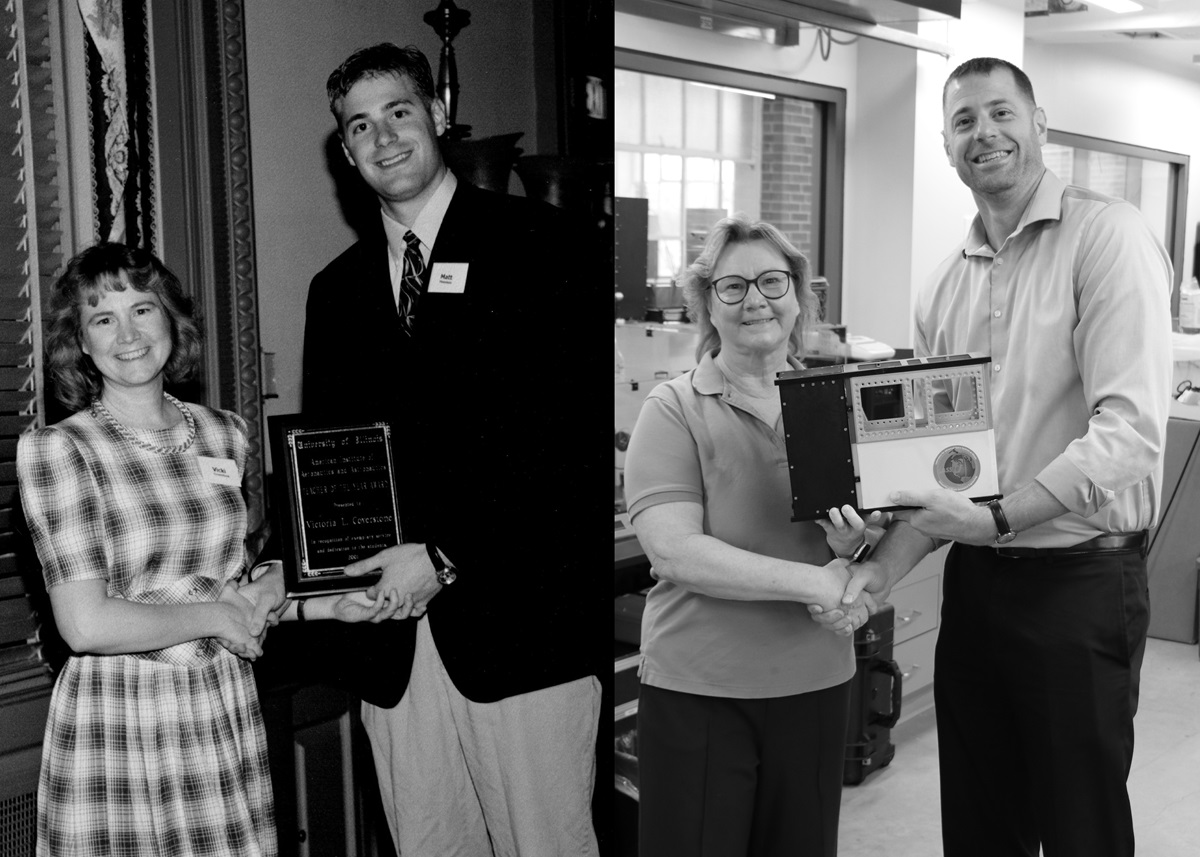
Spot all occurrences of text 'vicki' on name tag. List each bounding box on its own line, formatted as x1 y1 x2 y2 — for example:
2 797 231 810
197 456 241 486
428 263 469 294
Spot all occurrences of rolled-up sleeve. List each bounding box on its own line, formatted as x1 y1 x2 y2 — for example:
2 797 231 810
1036 202 1172 518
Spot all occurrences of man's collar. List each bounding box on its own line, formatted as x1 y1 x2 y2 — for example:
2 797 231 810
963 168 1064 257
380 169 459 253
1020 168 1065 228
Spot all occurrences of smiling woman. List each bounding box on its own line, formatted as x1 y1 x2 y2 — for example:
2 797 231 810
680 215 818 373
707 244 801 374
14 242 290 856
79 289 173 399
621 215 878 855
44 244 202 421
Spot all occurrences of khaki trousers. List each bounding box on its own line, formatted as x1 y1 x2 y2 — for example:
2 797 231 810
361 616 601 856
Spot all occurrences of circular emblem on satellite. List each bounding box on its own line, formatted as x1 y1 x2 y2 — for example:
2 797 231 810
934 446 980 491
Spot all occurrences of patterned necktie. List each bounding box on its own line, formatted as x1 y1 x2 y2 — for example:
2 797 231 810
398 230 425 336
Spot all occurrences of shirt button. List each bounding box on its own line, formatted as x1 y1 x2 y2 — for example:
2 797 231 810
993 310 1002 318
993 364 1001 373
995 257 1004 265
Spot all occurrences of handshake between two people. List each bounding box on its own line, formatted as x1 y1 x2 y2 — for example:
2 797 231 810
809 504 889 639
215 542 448 660
809 487 967 637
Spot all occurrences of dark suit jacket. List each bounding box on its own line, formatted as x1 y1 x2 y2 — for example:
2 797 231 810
290 181 602 705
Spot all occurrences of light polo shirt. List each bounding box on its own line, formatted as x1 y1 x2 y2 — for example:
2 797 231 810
916 169 1173 547
623 350 854 699
381 169 458 305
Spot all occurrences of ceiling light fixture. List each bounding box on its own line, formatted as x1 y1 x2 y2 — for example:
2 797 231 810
1085 0 1143 13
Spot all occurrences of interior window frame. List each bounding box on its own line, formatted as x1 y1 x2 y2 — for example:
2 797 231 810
615 48 847 322
1046 129 1189 311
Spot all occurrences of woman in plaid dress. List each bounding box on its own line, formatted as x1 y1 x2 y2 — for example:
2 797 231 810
16 243 402 856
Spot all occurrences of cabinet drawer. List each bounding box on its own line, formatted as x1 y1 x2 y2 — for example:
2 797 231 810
894 628 937 699
888 574 939 645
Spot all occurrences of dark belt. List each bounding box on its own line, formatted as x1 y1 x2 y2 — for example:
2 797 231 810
992 531 1148 559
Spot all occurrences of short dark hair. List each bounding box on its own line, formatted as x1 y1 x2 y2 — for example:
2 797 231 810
679 215 818 363
326 43 437 132
943 57 1036 109
46 242 203 413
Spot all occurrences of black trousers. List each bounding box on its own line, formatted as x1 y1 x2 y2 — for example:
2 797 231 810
637 680 851 857
936 543 1149 857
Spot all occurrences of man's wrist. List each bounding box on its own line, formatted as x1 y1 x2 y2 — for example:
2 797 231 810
834 539 868 561
985 499 1017 544
426 542 456 585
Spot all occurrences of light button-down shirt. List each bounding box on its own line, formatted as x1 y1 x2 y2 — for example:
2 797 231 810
916 169 1173 547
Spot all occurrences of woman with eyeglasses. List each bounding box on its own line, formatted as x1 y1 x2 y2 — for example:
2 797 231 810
623 215 880 856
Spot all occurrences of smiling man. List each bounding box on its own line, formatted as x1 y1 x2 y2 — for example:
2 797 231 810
293 43 601 856
831 57 1172 856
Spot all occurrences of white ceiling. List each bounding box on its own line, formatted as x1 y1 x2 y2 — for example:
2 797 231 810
1023 0 1200 79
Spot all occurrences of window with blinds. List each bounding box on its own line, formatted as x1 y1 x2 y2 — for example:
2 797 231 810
0 0 66 724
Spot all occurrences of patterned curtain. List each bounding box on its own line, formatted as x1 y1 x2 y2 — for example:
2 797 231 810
78 0 154 247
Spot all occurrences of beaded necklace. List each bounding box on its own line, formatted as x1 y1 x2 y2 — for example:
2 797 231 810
91 393 196 455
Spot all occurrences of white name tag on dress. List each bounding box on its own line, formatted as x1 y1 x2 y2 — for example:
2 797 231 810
197 456 241 486
428 263 468 294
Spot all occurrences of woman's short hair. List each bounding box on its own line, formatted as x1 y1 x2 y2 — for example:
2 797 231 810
679 215 819 364
46 242 203 413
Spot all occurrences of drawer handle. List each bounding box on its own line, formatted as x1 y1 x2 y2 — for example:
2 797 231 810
901 663 923 681
897 609 923 625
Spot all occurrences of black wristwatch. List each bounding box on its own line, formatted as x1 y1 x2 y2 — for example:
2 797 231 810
987 499 1017 545
426 542 456 585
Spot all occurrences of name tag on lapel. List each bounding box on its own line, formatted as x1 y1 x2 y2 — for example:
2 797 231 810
197 456 241 486
428 263 469 294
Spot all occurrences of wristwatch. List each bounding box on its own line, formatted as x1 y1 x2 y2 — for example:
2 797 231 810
426 542 456 585
987 499 1017 545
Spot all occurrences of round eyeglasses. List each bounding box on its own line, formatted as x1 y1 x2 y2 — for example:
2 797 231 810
710 270 792 305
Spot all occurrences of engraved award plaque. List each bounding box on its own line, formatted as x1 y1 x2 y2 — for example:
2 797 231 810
268 415 403 597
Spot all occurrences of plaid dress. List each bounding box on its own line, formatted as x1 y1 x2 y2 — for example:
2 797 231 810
16 402 276 857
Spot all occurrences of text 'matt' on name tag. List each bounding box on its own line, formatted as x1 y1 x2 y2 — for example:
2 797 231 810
198 456 241 486
428 262 469 294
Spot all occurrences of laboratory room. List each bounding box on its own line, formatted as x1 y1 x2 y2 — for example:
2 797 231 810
0 2 617 857
614 0 1200 855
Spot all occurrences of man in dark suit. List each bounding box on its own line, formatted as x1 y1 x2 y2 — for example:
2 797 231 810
301 43 601 856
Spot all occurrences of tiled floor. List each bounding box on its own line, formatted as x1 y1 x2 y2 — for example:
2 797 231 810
838 637 1200 855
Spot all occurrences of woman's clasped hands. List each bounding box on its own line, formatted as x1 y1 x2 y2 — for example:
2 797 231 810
216 581 268 660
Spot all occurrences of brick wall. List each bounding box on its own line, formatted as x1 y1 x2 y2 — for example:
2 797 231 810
760 98 817 262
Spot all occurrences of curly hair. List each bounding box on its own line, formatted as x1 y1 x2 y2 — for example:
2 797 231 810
679 215 819 364
326 43 437 133
46 242 203 413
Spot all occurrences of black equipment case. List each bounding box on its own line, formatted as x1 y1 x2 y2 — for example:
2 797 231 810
844 602 902 785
